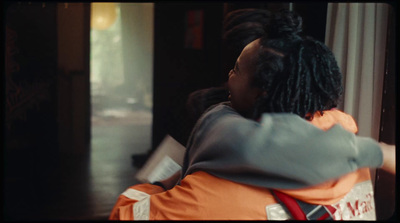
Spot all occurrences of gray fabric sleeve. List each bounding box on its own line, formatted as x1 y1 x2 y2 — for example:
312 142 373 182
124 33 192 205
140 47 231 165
354 136 384 168
183 103 383 189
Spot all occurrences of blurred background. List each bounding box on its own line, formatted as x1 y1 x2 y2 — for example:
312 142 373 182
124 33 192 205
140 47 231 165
3 1 396 221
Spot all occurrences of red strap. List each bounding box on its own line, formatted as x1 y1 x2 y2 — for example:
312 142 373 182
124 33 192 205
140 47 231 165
317 212 330 220
273 190 307 220
317 205 336 220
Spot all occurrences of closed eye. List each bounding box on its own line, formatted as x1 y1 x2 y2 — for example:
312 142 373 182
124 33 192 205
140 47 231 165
234 62 239 73
228 69 234 78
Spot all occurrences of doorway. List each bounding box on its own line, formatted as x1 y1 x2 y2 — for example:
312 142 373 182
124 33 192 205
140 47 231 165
89 3 154 216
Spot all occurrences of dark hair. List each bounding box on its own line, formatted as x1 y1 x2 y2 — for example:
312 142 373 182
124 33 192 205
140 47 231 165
252 10 343 120
185 9 272 130
223 9 271 57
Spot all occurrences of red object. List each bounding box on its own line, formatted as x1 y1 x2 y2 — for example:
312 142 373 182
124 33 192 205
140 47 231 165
273 190 336 220
273 190 307 220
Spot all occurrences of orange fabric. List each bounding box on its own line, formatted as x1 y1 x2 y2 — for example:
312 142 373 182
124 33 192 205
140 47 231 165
278 109 370 205
310 109 358 133
278 168 371 205
109 184 165 220
149 171 275 220
109 109 372 220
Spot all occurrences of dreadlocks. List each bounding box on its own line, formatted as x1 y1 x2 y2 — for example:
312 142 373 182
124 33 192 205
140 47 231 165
223 9 272 59
252 10 343 120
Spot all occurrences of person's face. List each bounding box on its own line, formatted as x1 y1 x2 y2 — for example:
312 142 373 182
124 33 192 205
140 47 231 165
228 39 263 118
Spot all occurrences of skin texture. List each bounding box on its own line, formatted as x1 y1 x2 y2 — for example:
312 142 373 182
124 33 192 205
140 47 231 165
228 38 263 118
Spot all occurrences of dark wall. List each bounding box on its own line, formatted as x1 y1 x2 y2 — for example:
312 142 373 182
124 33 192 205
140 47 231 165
152 3 224 148
4 2 60 219
5 2 59 174
4 3 92 219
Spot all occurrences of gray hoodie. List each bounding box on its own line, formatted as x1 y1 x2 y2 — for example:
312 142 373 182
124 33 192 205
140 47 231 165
182 103 382 189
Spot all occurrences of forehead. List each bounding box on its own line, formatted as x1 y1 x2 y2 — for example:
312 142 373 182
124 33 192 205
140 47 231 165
237 39 261 72
243 38 261 54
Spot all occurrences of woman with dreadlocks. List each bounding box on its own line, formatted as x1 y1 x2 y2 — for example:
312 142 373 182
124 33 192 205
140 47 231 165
215 10 376 219
110 10 393 220
185 8 271 142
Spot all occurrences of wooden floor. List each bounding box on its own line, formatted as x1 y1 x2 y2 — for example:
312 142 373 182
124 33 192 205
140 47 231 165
4 110 152 221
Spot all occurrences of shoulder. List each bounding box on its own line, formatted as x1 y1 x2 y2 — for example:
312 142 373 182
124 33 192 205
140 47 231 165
311 109 358 133
198 103 260 134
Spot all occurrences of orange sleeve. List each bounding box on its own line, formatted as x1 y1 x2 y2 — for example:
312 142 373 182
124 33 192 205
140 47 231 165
109 183 165 220
310 110 358 133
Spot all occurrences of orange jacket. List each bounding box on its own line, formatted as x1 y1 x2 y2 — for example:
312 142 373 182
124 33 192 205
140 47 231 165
109 109 375 220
